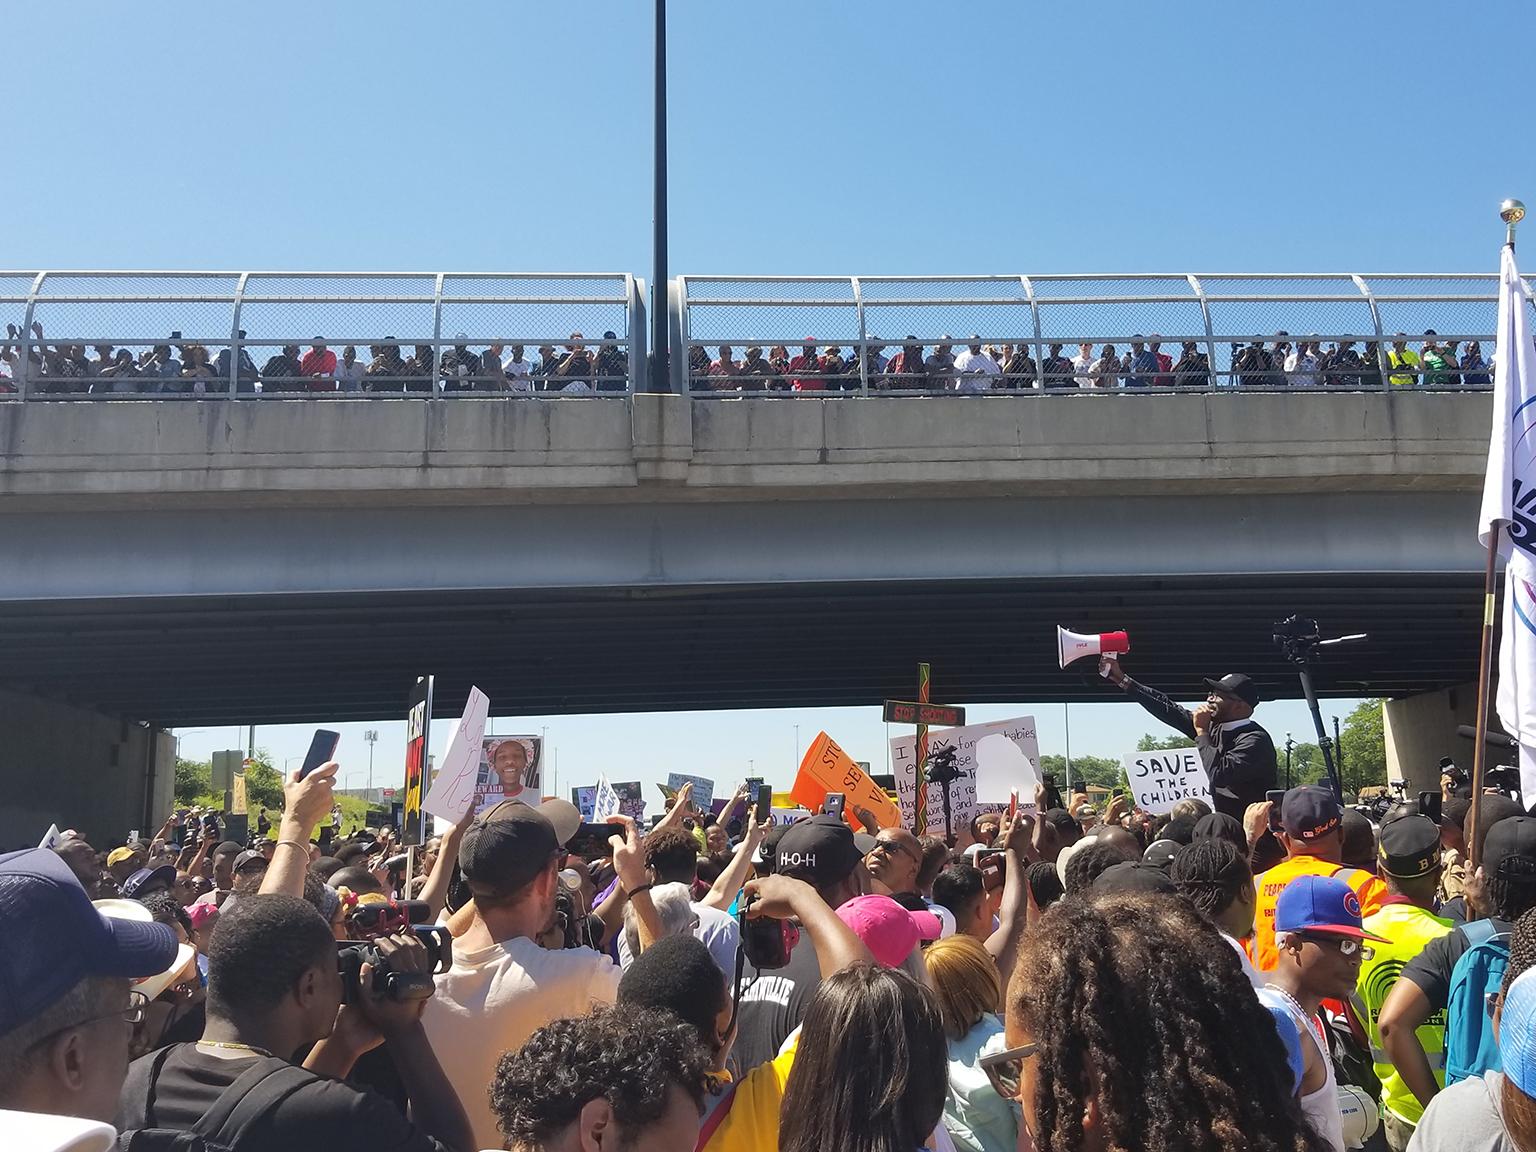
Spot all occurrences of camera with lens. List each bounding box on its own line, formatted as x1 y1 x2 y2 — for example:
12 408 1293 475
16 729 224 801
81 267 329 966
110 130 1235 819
338 925 452 1004
738 893 799 970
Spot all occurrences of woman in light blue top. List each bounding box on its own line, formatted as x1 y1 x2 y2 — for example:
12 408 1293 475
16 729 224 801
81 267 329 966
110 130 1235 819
924 934 1021 1152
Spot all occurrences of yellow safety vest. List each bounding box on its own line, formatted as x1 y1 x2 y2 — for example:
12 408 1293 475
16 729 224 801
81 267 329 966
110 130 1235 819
1353 900 1453 1126
1252 855 1387 972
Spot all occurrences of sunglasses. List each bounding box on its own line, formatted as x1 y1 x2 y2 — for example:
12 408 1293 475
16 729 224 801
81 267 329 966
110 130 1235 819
979 1041 1038 1100
1296 933 1361 956
871 838 920 863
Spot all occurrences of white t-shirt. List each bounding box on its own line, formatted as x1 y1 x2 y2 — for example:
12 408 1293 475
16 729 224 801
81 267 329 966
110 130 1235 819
1071 352 1096 388
422 934 620 1151
502 356 535 392
616 900 741 977
952 349 1002 393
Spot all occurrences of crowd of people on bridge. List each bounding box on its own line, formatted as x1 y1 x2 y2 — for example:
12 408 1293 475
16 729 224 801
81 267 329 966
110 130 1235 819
0 322 1503 398
689 331 1495 393
0 324 629 396
5 658 1536 1152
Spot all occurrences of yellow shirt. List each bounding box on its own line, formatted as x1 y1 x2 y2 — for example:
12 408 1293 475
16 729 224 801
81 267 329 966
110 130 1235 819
1388 348 1422 387
1354 899 1453 1125
1251 855 1387 972
699 1035 798 1152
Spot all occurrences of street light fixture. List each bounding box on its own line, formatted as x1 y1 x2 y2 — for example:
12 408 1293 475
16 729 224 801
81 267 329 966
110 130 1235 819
364 729 379 800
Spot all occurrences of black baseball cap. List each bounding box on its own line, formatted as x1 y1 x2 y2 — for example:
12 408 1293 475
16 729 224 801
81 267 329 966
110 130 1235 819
1203 674 1260 707
1378 815 1441 879
1092 860 1177 897
0 848 178 1036
1192 812 1246 849
1142 839 1181 870
460 799 581 900
775 815 863 888
1281 786 1342 842
121 864 177 899
1483 816 1536 881
232 850 268 873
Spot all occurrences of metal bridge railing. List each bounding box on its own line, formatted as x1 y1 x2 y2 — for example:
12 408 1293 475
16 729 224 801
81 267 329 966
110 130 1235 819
675 273 1536 395
0 272 642 399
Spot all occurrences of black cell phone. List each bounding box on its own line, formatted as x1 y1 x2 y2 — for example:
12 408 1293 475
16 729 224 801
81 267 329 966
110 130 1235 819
1266 789 1287 832
299 729 341 780
756 783 773 819
1419 790 1443 824
1111 787 1124 799
566 822 615 860
824 792 846 821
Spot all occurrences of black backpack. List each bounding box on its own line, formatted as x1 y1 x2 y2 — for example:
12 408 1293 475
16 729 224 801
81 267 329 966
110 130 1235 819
116 1047 314 1152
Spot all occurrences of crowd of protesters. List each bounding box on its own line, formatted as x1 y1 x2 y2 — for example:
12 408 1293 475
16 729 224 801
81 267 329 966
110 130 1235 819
0 322 1504 398
6 731 1536 1152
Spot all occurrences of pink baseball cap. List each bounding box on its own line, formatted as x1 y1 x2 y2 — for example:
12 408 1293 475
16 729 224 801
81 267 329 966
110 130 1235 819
836 894 943 967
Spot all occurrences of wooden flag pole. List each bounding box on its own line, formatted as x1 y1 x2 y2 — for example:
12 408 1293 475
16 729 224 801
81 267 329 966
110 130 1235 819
1471 198 1525 869
1467 529 1501 871
914 663 931 834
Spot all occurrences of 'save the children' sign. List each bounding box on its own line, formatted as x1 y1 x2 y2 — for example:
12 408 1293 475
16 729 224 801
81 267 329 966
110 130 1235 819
1122 748 1211 815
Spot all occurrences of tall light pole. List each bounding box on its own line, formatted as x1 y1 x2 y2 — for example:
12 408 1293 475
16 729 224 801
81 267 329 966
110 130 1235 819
649 0 669 393
364 729 379 800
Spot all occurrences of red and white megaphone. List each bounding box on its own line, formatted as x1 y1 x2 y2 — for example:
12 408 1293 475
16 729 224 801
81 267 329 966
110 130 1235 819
1057 626 1131 669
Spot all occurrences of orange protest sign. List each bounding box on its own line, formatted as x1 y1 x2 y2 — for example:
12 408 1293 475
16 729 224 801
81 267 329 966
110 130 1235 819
790 732 901 830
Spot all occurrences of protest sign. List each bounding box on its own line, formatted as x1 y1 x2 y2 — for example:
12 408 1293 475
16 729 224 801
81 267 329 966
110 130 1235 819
423 687 491 822
790 732 900 829
1123 747 1210 815
572 786 597 819
611 781 645 820
38 824 62 850
666 772 716 811
892 716 1039 836
593 776 620 821
401 675 434 846
472 734 543 815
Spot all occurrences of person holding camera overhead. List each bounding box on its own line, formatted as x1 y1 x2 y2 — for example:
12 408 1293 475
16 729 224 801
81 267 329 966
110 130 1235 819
1099 655 1277 822
114 760 474 1151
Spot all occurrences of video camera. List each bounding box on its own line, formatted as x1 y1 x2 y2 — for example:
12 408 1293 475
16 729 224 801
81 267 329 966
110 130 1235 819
338 925 452 1004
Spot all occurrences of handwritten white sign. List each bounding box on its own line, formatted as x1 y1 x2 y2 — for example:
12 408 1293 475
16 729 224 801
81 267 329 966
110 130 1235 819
892 716 1039 835
1123 748 1211 815
422 687 490 821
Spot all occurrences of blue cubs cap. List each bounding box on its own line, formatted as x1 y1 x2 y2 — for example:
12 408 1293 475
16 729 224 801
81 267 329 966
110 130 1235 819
1500 967 1536 1095
1274 874 1388 943
1280 786 1342 842
0 848 178 1036
121 863 177 899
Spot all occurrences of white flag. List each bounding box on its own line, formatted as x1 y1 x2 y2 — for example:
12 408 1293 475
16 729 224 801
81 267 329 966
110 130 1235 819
1479 243 1536 801
593 774 620 822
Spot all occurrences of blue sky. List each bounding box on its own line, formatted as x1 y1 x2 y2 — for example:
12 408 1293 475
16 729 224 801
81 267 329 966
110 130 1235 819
18 0 1530 798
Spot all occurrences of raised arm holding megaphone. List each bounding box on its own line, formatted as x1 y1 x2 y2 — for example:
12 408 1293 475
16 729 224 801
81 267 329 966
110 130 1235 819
1097 651 1277 822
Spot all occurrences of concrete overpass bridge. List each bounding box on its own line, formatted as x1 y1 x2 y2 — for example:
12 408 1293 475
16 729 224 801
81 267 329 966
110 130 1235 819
0 269 1523 842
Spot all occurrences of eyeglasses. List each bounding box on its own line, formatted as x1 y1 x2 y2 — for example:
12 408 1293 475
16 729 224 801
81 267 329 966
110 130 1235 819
28 990 148 1051
1296 933 1361 956
979 1041 1038 1100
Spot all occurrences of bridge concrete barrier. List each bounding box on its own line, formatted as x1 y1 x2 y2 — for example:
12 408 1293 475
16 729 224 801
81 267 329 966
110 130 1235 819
0 390 1491 508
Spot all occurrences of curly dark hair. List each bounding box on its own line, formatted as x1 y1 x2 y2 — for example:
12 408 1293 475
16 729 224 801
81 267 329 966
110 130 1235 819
1062 837 1133 896
645 827 701 886
491 1005 710 1149
1025 860 1065 911
1502 905 1536 997
136 891 193 938
1010 894 1332 1152
1493 856 1536 927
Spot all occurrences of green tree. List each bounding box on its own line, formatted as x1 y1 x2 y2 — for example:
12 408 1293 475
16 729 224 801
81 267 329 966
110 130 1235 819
1040 754 1127 793
242 749 285 812
1136 732 1193 752
174 758 213 805
1337 700 1387 796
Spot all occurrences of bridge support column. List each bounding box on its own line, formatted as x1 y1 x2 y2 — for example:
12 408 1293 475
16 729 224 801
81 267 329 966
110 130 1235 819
0 687 174 848
631 393 692 483
1383 683 1482 795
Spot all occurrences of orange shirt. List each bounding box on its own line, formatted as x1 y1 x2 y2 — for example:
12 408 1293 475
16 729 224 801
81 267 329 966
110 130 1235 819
1250 853 1387 972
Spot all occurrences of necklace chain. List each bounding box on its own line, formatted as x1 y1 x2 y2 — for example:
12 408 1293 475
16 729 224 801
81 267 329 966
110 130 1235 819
198 1040 275 1058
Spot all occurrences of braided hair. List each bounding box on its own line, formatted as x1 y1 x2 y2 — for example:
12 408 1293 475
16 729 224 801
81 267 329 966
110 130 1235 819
1503 904 1536 997
1010 894 1332 1152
